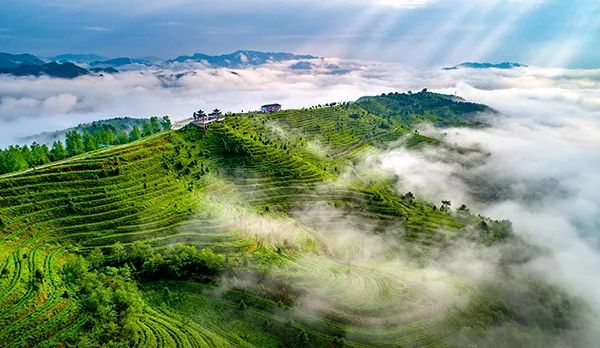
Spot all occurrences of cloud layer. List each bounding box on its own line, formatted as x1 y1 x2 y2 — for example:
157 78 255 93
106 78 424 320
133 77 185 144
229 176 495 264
367 67 600 331
1 58 599 341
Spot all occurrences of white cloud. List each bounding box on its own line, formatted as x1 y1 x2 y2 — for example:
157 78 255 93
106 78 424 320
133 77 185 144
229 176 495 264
83 26 112 32
369 69 600 328
42 93 78 113
0 55 597 339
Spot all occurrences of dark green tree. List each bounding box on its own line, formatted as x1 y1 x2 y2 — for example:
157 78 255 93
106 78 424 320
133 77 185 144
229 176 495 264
440 200 452 212
83 132 98 152
160 116 172 131
0 146 28 174
149 116 162 134
104 129 116 145
20 145 32 165
29 142 50 166
111 242 126 264
129 126 142 142
117 130 129 144
65 130 84 156
142 121 153 137
50 140 68 161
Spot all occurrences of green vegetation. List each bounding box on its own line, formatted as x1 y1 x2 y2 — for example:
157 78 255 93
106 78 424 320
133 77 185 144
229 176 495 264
355 89 491 128
0 92 584 347
0 116 171 175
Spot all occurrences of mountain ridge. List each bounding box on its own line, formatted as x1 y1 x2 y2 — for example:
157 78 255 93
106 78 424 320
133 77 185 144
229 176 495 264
0 50 319 77
0 61 91 78
443 61 527 70
50 53 109 64
0 52 45 68
168 50 318 67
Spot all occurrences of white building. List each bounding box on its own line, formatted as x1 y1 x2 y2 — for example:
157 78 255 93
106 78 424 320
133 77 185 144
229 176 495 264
261 104 282 113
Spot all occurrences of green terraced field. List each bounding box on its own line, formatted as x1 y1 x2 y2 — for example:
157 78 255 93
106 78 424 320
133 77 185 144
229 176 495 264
0 92 583 347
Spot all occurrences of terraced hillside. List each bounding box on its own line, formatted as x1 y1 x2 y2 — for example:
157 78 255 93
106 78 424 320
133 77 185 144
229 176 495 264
0 91 583 347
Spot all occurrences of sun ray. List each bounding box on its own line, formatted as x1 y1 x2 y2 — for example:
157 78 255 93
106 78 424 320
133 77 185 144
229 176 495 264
469 1 544 62
529 2 600 67
300 5 386 59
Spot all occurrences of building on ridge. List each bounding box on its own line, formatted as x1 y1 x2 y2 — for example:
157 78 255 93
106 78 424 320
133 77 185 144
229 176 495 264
191 108 225 129
261 104 282 113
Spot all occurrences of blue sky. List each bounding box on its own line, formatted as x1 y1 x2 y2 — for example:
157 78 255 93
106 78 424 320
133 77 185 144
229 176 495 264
0 0 599 67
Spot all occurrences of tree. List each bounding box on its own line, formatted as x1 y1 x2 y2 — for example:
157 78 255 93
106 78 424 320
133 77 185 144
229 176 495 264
149 116 162 134
441 200 452 212
50 140 68 161
83 132 98 152
104 129 116 145
29 142 50 166
130 241 152 269
160 116 172 131
129 126 142 142
0 146 28 174
111 242 126 264
20 145 32 166
117 130 129 144
195 110 207 120
88 248 105 269
142 121 153 137
402 192 415 202
65 130 84 157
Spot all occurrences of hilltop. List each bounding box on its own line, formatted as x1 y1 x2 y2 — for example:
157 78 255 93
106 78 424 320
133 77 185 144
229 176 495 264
0 91 584 347
0 53 45 68
18 117 151 145
0 61 91 79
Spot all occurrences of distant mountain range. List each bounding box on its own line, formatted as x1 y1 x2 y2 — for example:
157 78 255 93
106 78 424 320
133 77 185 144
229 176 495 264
167 50 317 68
50 53 109 64
0 50 319 78
0 61 92 78
443 62 527 70
90 57 161 68
0 52 111 78
0 52 45 68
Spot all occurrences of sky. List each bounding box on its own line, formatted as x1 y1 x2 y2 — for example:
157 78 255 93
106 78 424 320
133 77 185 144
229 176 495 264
4 58 599 340
1 0 600 339
1 0 600 68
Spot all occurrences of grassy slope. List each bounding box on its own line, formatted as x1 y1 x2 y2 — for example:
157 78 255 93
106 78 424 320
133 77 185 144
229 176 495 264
0 92 577 347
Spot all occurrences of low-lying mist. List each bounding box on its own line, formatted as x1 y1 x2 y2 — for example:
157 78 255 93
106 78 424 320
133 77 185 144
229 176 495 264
2 57 599 343
195 171 591 345
369 82 600 338
4 59 599 148
0 59 382 146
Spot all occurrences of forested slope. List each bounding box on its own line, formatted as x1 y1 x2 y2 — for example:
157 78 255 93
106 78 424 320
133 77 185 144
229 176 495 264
0 92 584 347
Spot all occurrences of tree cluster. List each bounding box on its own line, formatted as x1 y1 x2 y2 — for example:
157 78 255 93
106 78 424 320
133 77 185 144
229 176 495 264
0 116 171 175
106 242 228 282
63 256 144 347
